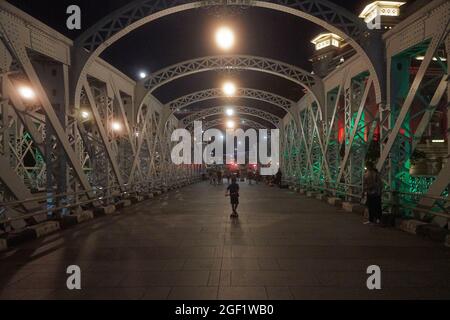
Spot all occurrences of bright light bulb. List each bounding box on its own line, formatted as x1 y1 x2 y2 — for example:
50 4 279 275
139 71 147 79
215 27 234 50
226 120 235 129
111 121 122 132
18 86 35 100
81 110 90 119
222 82 236 96
225 108 234 116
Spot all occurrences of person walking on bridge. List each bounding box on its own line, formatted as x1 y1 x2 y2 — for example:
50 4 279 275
226 176 240 218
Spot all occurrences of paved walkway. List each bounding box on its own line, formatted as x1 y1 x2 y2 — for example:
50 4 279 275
1 181 450 300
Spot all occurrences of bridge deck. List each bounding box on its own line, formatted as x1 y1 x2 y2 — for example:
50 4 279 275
1 182 449 300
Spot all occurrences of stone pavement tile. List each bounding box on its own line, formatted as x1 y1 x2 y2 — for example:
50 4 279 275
371 287 450 300
180 239 224 246
220 270 232 286
314 271 368 288
265 287 294 300
49 287 146 300
0 270 36 288
207 270 231 286
214 246 232 258
80 272 126 289
290 286 376 300
1 182 449 299
87 259 183 272
257 258 280 270
4 272 67 290
141 287 172 300
231 271 320 287
183 258 221 270
375 259 450 272
164 259 187 271
231 246 260 258
218 287 268 300
277 258 368 272
222 258 260 270
207 271 220 286
381 271 450 288
168 286 219 300
0 288 55 300
170 246 218 259
119 271 210 287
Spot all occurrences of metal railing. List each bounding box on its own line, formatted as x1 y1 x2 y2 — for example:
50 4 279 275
0 174 201 228
284 179 449 220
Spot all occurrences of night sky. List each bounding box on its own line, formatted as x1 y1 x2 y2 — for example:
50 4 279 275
7 0 417 123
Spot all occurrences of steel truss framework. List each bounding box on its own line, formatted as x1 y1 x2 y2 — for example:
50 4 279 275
77 1 365 53
281 1 449 221
137 55 322 131
141 54 320 95
200 117 266 131
71 0 383 112
1 0 449 233
0 5 200 230
168 87 295 113
181 105 281 128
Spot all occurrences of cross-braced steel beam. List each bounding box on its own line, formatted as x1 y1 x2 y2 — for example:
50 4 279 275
181 105 281 128
168 87 295 113
142 55 320 94
199 117 267 131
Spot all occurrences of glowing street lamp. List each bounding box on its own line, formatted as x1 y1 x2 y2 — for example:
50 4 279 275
226 120 235 129
81 110 90 120
215 27 234 50
222 82 236 96
225 108 234 116
139 71 147 79
111 121 122 132
18 86 36 100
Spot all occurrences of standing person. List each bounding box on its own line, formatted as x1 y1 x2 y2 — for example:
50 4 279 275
225 177 240 218
212 170 217 186
217 170 222 185
274 169 282 187
209 168 214 185
363 163 383 225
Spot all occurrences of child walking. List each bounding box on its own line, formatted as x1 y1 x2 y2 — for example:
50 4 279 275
225 176 240 218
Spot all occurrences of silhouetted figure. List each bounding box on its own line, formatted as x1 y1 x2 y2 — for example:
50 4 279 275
226 176 240 218
363 163 383 225
255 171 260 184
217 170 222 185
274 169 282 186
248 170 253 185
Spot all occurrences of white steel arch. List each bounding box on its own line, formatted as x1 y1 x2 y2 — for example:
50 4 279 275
72 0 383 112
136 55 324 117
181 105 281 128
194 117 267 131
168 87 295 113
